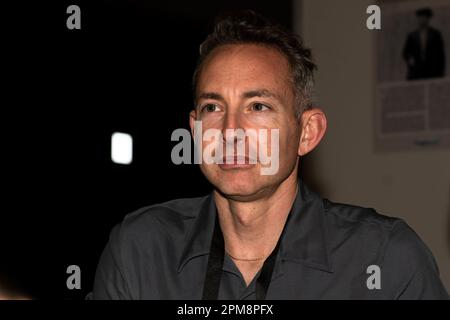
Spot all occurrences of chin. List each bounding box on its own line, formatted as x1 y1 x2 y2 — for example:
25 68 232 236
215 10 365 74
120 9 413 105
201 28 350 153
204 166 272 200
218 181 258 198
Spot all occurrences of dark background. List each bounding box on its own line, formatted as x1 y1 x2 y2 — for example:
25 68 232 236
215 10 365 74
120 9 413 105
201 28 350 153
2 0 295 299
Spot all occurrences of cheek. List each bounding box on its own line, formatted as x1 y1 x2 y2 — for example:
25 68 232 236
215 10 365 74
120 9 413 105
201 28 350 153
196 120 223 159
278 123 300 156
243 111 283 128
198 113 223 128
246 118 299 161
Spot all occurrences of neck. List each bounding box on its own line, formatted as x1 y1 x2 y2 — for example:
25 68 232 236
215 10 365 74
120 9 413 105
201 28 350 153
214 173 298 260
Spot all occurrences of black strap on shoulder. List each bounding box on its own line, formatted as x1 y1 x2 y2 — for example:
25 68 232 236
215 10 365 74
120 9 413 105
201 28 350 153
202 212 290 300
201 214 225 300
255 239 280 300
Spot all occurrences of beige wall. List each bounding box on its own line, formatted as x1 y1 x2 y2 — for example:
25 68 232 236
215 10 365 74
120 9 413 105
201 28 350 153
296 0 450 290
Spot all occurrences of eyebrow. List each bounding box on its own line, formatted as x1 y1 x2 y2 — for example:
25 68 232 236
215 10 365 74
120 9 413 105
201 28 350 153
242 89 278 99
196 89 280 104
197 92 225 102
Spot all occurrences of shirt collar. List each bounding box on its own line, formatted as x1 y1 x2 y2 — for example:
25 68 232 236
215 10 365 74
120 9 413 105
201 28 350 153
279 180 334 273
177 194 216 273
177 180 333 274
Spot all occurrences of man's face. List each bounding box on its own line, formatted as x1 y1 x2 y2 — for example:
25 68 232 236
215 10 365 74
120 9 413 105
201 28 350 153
191 44 302 201
418 15 430 29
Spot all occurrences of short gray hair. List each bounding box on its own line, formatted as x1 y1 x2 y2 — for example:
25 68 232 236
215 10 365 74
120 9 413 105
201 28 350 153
193 10 317 117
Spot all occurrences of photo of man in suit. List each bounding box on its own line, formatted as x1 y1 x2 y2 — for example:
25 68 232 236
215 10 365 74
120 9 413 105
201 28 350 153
403 7 446 80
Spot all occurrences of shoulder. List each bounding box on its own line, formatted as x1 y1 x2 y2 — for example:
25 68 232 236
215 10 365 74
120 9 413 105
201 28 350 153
322 199 447 298
429 27 442 36
322 198 431 266
323 198 401 237
108 196 209 249
124 196 207 227
407 30 419 39
323 198 427 245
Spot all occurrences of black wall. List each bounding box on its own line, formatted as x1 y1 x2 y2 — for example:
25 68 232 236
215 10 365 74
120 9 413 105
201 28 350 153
2 0 293 299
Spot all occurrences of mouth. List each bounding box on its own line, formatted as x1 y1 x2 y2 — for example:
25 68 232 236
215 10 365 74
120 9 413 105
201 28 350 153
218 156 256 170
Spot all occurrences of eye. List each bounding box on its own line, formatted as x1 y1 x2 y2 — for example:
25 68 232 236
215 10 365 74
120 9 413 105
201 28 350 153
201 104 220 112
251 103 270 112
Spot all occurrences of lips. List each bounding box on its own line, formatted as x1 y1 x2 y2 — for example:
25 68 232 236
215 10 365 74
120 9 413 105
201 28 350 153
223 155 258 164
218 156 256 169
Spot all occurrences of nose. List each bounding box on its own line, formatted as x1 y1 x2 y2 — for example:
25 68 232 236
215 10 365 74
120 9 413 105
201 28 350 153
221 110 245 144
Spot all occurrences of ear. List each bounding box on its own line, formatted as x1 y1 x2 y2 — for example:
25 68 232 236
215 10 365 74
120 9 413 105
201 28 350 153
298 108 327 156
189 109 197 137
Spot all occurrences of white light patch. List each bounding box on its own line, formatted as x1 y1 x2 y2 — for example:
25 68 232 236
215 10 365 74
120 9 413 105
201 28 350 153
111 132 133 165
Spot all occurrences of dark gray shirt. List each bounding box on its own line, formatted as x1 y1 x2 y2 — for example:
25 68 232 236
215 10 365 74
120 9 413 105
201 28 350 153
92 181 448 299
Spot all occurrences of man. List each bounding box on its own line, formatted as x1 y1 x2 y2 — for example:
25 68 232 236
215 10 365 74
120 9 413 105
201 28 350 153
403 7 446 80
93 11 448 299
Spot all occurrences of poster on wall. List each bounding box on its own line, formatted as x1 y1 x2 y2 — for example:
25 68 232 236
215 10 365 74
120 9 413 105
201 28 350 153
375 0 450 151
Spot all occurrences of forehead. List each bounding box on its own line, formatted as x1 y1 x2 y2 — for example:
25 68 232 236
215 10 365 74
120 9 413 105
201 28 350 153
197 44 292 94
